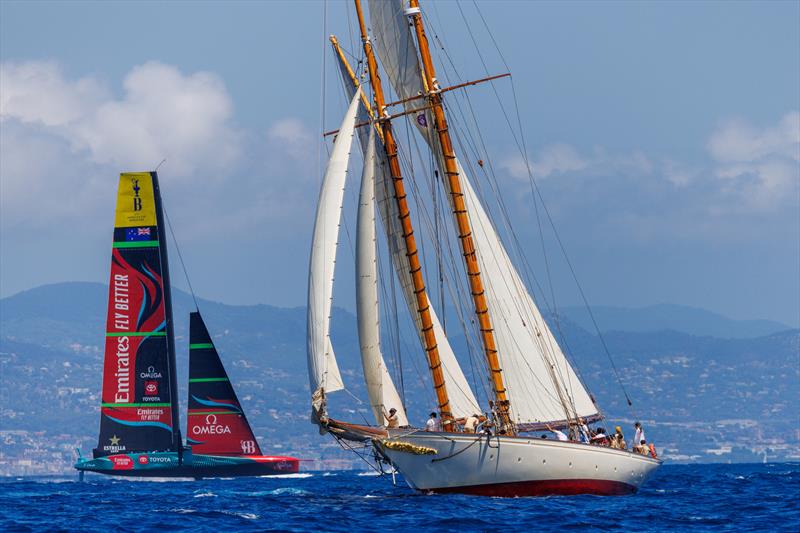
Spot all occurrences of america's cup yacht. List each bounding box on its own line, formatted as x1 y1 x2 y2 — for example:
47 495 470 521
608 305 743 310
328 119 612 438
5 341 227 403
306 0 661 496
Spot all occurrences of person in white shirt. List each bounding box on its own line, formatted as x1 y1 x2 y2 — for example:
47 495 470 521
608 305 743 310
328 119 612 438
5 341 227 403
425 412 441 432
633 422 645 450
464 414 480 433
546 423 569 441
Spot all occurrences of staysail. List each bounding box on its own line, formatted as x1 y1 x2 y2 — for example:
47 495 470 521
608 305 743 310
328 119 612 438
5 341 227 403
307 89 362 397
356 130 409 427
95 172 180 457
186 312 262 456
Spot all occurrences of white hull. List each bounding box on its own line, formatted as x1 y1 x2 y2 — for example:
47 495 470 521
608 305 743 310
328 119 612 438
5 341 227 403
377 431 661 496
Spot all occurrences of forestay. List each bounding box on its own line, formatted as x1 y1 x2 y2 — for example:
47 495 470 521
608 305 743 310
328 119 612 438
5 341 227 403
307 89 362 396
356 130 410 427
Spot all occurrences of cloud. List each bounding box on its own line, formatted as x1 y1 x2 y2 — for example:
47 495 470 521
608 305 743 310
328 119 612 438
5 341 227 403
501 143 652 181
267 118 315 162
1 60 242 178
707 111 799 211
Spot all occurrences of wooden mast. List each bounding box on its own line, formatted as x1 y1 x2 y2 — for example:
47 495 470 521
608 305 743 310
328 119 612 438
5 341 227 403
407 0 513 433
352 0 455 427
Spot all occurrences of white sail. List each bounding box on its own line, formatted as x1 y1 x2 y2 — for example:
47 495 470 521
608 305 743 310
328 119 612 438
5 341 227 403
373 148 481 419
365 8 598 422
332 32 480 419
459 160 599 425
368 0 423 103
356 129 409 427
307 89 362 395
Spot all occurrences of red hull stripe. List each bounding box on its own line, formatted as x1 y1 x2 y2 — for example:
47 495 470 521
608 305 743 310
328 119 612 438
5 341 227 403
428 478 637 497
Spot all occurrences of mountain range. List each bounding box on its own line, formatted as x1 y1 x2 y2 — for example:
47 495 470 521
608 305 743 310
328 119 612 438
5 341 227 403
0 282 797 475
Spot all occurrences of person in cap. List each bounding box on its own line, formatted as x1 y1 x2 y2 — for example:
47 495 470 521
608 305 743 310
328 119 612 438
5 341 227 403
464 413 480 433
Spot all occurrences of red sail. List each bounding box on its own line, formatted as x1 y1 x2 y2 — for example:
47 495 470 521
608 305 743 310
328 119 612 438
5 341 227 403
94 172 179 457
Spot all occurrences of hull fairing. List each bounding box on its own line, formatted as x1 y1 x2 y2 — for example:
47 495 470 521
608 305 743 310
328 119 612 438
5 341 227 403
75 452 299 478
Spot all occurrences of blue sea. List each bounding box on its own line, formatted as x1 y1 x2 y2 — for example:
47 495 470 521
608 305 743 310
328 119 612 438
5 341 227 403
1 463 798 531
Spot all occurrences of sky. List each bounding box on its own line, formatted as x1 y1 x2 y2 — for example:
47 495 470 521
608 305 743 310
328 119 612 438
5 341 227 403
1 0 798 326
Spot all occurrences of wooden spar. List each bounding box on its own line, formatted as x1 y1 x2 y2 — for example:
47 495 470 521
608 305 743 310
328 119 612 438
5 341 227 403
353 0 455 426
329 35 381 140
322 74 510 137
383 72 511 108
408 0 514 433
323 103 435 138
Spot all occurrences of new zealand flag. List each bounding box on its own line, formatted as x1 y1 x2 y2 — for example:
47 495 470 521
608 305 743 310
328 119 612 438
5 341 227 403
125 227 152 241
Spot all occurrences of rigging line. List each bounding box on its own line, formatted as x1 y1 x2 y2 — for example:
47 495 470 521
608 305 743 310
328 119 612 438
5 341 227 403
468 2 634 411
162 204 199 313
447 4 594 418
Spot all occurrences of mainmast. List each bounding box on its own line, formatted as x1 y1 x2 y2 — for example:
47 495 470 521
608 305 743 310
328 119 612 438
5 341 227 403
407 0 513 433
353 0 455 426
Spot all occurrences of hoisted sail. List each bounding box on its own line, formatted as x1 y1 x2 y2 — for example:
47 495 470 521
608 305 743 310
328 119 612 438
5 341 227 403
459 162 599 426
356 130 409 427
187 312 262 456
95 172 180 457
367 0 599 426
307 89 362 396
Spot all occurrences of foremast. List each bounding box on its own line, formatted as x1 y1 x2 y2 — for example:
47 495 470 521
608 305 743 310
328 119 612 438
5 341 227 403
407 0 513 434
353 0 455 427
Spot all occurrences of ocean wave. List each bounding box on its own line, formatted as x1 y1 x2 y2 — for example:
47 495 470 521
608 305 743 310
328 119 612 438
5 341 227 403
260 473 313 479
193 491 217 498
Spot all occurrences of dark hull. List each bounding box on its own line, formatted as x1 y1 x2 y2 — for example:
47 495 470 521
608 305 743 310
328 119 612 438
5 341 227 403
76 452 299 479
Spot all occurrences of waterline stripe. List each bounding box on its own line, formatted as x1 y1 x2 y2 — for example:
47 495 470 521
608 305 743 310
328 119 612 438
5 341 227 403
106 331 166 337
102 402 171 408
113 240 159 248
189 343 214 349
189 377 228 383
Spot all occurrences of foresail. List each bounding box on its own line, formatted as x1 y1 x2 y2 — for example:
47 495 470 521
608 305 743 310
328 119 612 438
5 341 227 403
459 161 599 426
356 130 409 427
307 89 362 396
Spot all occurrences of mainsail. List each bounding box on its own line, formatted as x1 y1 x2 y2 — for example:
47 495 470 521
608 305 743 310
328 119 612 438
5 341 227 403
186 312 262 456
307 89 362 397
356 130 409 427
368 0 599 427
95 172 180 457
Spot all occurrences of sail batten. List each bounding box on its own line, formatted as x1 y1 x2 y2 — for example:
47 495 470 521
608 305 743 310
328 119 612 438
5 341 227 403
307 89 363 397
356 129 409 427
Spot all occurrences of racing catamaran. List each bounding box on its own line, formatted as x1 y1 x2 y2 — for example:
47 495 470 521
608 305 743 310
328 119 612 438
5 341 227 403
76 172 298 478
307 0 661 496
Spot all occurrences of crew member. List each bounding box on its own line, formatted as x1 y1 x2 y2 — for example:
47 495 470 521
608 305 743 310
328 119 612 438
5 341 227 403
425 412 441 432
464 413 480 433
384 407 399 429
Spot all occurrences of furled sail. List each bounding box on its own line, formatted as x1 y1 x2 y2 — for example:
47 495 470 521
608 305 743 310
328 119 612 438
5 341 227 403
307 89 362 396
356 129 409 427
95 172 180 458
187 312 262 456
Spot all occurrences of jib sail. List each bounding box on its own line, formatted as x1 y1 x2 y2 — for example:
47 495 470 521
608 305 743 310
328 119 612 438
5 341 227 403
95 172 181 457
186 312 262 456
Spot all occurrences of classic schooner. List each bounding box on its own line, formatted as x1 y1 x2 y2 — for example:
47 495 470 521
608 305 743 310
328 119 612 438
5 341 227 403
75 172 298 478
307 0 661 496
